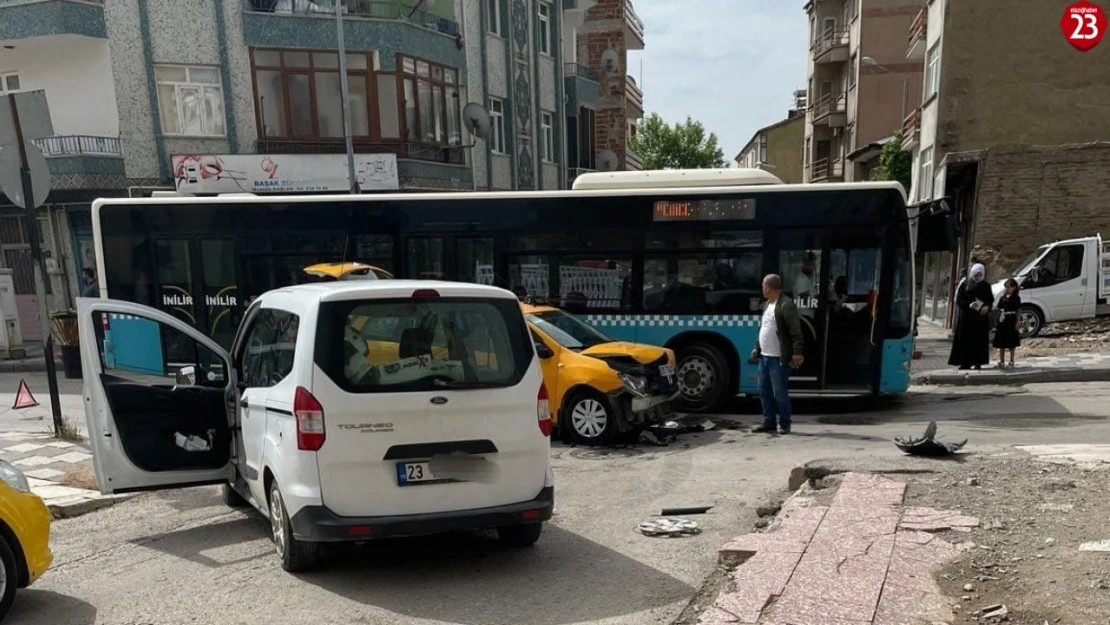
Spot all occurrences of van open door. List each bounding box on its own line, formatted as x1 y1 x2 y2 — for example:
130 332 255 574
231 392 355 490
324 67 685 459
77 298 237 494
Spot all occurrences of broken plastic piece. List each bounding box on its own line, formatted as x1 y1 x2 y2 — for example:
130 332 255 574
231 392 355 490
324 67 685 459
636 518 701 537
175 429 214 452
894 421 967 456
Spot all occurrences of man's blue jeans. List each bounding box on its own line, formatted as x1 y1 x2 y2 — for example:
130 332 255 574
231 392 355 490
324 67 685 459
758 356 792 430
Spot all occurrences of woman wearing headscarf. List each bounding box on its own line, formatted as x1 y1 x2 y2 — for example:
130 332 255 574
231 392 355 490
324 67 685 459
948 263 993 370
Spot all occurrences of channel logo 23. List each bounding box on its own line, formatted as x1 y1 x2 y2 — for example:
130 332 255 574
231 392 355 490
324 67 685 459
1061 0 1107 52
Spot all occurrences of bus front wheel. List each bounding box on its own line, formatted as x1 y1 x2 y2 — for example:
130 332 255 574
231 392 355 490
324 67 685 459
674 343 728 413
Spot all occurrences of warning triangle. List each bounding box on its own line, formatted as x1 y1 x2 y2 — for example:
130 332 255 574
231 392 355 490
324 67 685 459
12 379 38 410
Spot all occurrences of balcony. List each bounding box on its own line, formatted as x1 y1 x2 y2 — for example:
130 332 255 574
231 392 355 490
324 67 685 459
625 75 643 119
241 0 465 71
31 135 124 187
0 0 106 40
625 149 643 171
255 139 466 166
902 108 921 151
566 167 594 189
811 92 847 128
564 63 600 114
906 7 927 60
624 0 645 50
811 28 849 64
809 157 844 182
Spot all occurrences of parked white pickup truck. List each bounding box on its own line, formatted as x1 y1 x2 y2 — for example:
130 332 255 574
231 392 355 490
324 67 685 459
992 234 1110 338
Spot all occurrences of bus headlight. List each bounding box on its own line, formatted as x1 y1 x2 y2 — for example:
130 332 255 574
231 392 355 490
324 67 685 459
618 373 648 397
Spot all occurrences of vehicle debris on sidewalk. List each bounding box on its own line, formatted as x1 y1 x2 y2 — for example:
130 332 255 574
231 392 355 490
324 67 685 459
636 518 702 538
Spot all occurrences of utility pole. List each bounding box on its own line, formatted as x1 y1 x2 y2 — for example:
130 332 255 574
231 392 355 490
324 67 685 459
6 97 64 435
335 0 358 194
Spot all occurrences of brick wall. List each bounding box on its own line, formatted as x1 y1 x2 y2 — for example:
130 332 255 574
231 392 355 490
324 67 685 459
581 1 632 167
971 142 1110 279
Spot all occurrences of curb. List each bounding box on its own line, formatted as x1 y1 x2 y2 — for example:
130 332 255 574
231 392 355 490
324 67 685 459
912 365 1110 386
47 493 134 519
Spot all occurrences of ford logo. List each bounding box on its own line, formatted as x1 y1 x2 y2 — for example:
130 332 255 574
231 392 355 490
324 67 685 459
430 396 449 405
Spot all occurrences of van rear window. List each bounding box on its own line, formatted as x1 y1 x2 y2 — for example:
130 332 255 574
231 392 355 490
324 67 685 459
314 297 533 393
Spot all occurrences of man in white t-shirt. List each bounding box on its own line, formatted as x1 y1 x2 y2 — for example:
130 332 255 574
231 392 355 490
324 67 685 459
748 274 805 434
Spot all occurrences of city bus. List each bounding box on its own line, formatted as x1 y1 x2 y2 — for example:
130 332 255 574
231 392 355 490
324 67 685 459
90 169 929 412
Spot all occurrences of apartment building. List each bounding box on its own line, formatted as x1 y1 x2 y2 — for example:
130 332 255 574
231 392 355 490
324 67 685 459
902 0 1110 327
735 91 806 184
0 0 645 343
561 0 645 187
802 0 923 184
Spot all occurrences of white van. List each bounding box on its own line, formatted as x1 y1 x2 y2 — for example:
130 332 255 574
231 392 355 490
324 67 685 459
992 234 1110 337
78 281 555 572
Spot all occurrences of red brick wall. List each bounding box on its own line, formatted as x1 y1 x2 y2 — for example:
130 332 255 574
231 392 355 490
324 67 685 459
582 7 632 167
971 143 1110 278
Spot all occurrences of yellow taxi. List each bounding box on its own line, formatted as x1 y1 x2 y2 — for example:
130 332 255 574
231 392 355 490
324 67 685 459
522 303 679 446
0 459 52 621
302 262 395 281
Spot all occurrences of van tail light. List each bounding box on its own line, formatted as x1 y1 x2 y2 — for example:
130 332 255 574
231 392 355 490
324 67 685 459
537 383 553 437
294 386 326 451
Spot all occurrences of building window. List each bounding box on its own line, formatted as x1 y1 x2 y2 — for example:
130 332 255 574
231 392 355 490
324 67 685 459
538 2 552 55
489 97 506 154
399 55 462 145
758 135 767 163
155 65 226 137
487 0 503 36
848 54 857 89
540 111 554 162
250 48 375 140
0 73 20 94
919 146 934 201
924 43 940 100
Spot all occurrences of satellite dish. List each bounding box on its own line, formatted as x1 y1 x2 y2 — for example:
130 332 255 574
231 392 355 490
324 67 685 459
600 49 621 74
597 150 619 172
463 102 491 140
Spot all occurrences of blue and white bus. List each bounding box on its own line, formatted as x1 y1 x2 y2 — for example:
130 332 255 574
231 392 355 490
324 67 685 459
91 169 932 412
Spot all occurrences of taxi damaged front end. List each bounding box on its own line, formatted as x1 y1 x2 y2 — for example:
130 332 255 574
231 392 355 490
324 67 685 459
591 353 680 428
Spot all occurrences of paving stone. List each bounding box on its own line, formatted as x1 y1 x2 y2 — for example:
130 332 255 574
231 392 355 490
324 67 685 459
11 455 58 467
24 468 65 480
4 442 46 454
52 450 92 464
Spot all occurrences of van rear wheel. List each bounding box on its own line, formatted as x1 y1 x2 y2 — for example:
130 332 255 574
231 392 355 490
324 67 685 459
269 481 319 573
497 522 543 548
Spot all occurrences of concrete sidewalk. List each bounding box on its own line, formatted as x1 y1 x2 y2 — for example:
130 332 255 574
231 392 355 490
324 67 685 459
698 472 977 625
912 352 1110 386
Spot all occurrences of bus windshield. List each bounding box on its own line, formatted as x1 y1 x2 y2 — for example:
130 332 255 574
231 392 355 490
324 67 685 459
526 310 612 351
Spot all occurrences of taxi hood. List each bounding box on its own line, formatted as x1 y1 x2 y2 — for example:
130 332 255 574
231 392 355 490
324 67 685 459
580 342 670 366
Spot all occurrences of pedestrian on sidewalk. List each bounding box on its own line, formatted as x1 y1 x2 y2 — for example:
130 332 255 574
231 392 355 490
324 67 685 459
949 263 992 370
749 274 804 434
993 278 1021 368
81 267 99 298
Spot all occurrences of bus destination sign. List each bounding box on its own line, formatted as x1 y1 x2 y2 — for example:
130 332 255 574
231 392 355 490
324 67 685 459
652 199 756 222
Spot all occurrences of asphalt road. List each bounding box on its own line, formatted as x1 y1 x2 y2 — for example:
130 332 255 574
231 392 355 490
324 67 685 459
12 382 1110 625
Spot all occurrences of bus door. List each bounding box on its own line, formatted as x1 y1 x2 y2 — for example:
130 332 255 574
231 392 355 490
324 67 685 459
150 236 240 359
777 234 823 391
820 234 882 391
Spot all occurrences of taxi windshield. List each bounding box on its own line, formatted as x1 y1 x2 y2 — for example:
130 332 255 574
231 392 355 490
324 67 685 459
526 310 611 351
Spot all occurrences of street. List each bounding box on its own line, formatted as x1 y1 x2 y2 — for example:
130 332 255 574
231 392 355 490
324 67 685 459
7 374 1110 625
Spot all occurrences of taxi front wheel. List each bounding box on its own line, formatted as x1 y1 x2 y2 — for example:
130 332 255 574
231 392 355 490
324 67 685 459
564 389 620 446
0 534 19 622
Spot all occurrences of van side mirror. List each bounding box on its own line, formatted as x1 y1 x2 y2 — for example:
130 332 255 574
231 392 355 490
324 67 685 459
175 365 197 386
1029 267 1042 284
534 342 555 359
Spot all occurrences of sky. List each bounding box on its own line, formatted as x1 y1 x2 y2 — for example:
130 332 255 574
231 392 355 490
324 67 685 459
633 0 809 162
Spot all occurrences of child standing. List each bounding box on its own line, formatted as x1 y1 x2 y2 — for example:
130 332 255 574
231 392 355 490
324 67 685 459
993 278 1022 367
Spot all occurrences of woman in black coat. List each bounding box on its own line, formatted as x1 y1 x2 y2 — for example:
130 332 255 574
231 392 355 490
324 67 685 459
948 264 993 370
993 278 1022 367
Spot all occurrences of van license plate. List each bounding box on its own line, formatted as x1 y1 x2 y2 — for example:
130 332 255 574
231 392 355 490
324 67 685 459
396 462 434 486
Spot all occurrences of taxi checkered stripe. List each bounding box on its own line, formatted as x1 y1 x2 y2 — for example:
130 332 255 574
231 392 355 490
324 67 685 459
585 315 761 328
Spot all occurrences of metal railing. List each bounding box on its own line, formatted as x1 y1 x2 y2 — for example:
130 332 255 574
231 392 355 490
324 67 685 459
810 157 844 181
624 0 645 41
625 149 643 171
811 28 849 56
33 135 121 157
565 167 594 188
811 92 846 119
908 7 927 47
563 63 598 81
625 74 643 106
255 138 466 165
243 0 460 36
